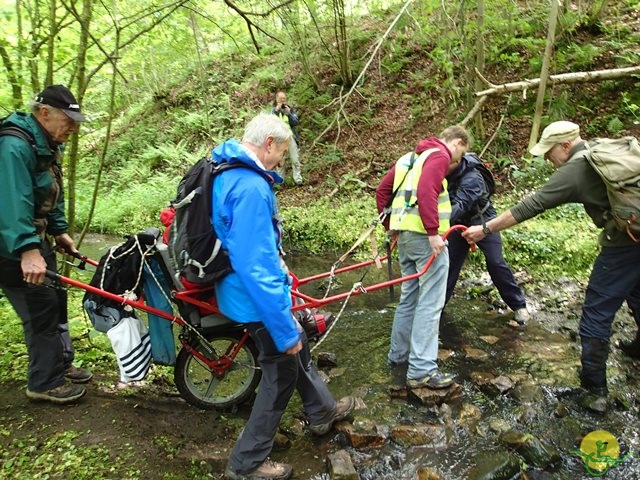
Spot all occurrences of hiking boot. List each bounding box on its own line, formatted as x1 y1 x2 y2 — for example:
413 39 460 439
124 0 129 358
225 458 292 480
514 308 530 325
26 383 86 404
407 371 456 390
307 396 355 435
65 365 93 384
618 334 640 360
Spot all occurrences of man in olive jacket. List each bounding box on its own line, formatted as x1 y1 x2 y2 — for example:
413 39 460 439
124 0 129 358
464 121 640 407
0 85 93 404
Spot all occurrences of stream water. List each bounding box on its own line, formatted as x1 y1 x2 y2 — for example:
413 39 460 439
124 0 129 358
79 235 640 479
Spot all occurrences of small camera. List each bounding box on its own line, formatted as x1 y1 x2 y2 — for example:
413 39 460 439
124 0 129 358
281 104 288 109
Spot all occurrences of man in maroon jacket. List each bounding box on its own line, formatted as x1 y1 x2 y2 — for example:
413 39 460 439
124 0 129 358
376 126 470 389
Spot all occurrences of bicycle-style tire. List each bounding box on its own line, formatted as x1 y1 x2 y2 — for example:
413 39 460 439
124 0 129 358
174 330 261 410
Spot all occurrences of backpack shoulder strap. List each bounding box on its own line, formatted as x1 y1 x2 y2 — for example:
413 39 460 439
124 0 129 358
0 125 37 152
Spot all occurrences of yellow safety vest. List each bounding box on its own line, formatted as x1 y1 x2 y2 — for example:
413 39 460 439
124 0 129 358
389 149 451 234
276 112 292 133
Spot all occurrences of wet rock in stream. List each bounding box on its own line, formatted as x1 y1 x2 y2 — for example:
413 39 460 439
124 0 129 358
498 430 561 469
466 449 522 480
327 449 359 480
336 419 387 449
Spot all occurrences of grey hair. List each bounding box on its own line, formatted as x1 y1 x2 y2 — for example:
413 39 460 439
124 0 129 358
242 112 292 146
29 100 63 117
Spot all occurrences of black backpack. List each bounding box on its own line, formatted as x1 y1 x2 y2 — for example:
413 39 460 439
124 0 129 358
468 154 496 198
167 156 272 285
82 231 158 332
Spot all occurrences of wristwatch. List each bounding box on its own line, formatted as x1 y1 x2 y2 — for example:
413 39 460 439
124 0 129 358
482 223 492 235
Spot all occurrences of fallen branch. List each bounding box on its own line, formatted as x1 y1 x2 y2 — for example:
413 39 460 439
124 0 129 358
479 112 505 158
475 65 640 97
460 96 488 127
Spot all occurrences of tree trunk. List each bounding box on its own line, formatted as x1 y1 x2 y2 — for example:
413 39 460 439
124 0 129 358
65 0 93 236
27 0 41 93
78 29 120 248
528 0 560 153
474 0 485 138
0 41 22 109
45 0 57 87
333 0 352 86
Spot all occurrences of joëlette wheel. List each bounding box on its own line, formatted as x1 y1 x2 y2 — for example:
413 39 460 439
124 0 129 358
174 330 261 410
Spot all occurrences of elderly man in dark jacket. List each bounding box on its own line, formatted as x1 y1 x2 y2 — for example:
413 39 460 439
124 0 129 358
446 153 529 324
0 85 92 404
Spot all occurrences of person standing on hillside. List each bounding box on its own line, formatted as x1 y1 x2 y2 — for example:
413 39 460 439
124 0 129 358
0 85 93 404
271 90 303 186
463 121 640 405
376 125 470 389
445 152 530 325
214 113 354 480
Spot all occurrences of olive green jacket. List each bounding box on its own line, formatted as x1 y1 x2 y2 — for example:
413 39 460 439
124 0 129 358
510 141 634 247
0 112 67 260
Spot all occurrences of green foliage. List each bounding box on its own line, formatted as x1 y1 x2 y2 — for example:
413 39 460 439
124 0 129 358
75 171 181 234
556 43 602 70
1 430 139 479
501 204 598 279
510 155 555 189
545 91 577 121
606 116 625 135
620 91 640 121
282 196 385 255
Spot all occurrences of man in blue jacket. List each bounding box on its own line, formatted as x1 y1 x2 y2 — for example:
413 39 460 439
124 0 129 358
445 153 529 325
0 85 92 404
215 113 354 480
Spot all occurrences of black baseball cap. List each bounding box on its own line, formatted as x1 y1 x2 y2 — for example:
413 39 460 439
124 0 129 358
34 85 89 122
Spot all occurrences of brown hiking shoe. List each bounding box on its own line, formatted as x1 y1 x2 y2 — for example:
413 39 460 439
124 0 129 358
26 382 86 404
65 365 93 384
308 395 355 435
225 458 292 480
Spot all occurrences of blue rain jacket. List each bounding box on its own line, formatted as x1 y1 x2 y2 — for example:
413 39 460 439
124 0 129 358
212 139 300 352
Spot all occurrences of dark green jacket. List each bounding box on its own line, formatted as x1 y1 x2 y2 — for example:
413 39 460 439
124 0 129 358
0 112 68 260
510 141 633 247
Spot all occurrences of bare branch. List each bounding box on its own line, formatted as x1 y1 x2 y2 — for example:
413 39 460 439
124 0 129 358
182 5 243 51
476 65 640 97
223 0 287 52
312 0 415 148
86 0 191 83
479 112 505 158
59 0 128 83
460 95 488 127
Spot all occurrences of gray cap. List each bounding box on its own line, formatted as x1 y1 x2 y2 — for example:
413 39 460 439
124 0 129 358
529 121 579 156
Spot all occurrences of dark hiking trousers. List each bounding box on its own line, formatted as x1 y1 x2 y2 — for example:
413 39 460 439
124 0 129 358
445 230 526 311
579 244 640 392
0 242 74 392
228 322 336 475
580 244 640 340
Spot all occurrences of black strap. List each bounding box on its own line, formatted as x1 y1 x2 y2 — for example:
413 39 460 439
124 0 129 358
0 125 37 152
385 152 416 210
403 152 417 207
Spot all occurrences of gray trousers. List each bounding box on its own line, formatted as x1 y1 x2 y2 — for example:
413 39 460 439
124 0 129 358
228 322 336 474
0 241 74 392
277 139 303 184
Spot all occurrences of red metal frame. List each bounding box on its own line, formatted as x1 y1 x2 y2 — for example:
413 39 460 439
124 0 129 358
52 225 469 369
